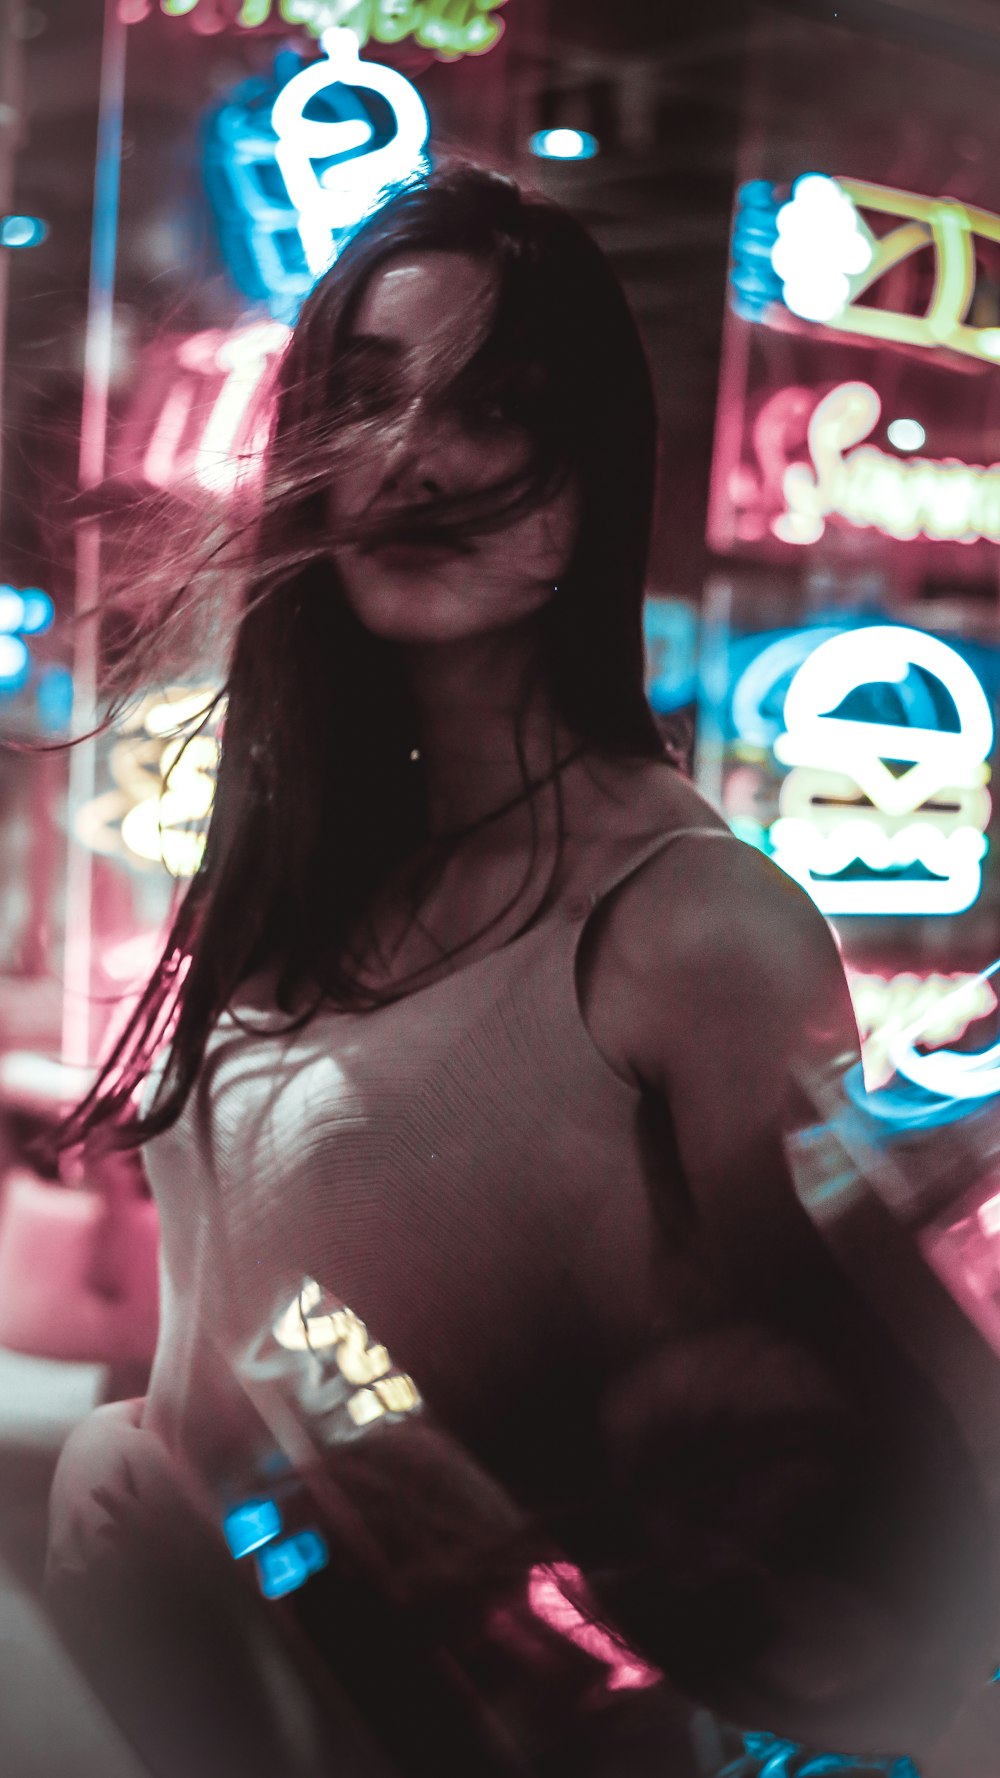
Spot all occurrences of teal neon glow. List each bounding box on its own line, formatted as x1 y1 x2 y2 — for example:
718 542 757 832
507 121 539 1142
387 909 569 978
529 129 598 161
0 214 47 248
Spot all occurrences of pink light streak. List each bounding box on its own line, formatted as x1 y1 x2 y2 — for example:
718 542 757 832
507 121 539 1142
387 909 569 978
527 1562 659 1693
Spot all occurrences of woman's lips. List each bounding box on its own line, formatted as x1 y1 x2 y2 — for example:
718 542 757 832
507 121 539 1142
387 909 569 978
366 540 466 571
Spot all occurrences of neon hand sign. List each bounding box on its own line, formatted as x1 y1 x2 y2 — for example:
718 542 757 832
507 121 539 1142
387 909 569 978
271 26 430 278
769 381 1000 548
770 626 994 916
737 171 1000 369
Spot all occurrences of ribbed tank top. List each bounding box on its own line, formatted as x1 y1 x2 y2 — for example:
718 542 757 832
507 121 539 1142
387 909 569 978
141 825 733 1512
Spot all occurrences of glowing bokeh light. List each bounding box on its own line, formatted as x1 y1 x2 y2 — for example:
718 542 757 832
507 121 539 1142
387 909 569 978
886 416 926 452
18 589 54 633
0 589 25 633
847 968 998 1092
771 173 872 323
529 129 598 161
0 635 30 688
223 1496 282 1559
0 214 47 248
528 1563 659 1691
256 1528 329 1598
145 0 507 56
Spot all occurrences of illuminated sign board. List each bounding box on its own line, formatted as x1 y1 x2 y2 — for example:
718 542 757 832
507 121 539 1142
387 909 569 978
847 966 997 1092
735 173 1000 368
117 321 289 497
888 954 1000 1099
712 167 1000 568
722 621 995 918
204 29 429 320
76 687 221 880
125 0 506 57
773 382 1000 549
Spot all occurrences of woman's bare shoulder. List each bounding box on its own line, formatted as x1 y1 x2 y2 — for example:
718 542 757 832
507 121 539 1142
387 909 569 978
582 772 855 1080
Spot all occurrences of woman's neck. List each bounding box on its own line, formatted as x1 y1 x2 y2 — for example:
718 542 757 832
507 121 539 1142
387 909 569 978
403 626 579 837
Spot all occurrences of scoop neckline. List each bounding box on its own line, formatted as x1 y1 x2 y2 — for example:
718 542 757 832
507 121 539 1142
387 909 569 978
224 822 726 1025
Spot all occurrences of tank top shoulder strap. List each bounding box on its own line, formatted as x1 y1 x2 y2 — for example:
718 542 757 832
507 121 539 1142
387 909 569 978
564 824 738 926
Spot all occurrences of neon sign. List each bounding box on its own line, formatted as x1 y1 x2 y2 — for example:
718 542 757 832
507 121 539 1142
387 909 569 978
0 585 53 693
270 1277 422 1426
771 173 873 324
775 381 1000 549
527 1564 658 1693
768 626 993 916
735 172 1000 369
891 958 1000 1099
127 322 288 496
131 0 506 57
205 30 429 318
75 687 221 880
272 27 429 278
847 967 998 1091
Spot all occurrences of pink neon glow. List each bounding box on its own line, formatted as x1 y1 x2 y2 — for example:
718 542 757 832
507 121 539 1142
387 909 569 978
978 1190 1000 1240
118 0 152 19
527 1562 659 1692
923 1173 1000 1363
141 381 196 489
729 381 1000 553
124 323 289 499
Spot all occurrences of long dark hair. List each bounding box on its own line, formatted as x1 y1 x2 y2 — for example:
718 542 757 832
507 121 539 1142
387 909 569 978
63 162 665 1152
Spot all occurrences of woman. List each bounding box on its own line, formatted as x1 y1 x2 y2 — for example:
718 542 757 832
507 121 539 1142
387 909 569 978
48 165 992 1770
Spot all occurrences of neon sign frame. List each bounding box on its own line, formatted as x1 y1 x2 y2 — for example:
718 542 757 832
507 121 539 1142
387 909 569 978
136 321 289 496
775 381 1000 549
138 0 507 56
725 624 996 919
739 172 1000 369
770 625 994 916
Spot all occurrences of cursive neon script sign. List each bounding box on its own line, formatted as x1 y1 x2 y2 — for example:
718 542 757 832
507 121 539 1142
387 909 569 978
770 626 994 917
774 381 1000 548
139 0 506 56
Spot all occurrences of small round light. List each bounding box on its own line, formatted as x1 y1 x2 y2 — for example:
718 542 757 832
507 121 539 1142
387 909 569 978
0 587 25 632
529 129 598 161
886 417 926 452
36 665 74 733
0 634 29 688
18 588 53 633
0 213 47 248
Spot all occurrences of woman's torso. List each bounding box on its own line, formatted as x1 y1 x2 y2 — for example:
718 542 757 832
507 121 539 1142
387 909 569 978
141 760 733 1516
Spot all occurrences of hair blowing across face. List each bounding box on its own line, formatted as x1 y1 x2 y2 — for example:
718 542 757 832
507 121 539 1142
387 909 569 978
63 161 666 1152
